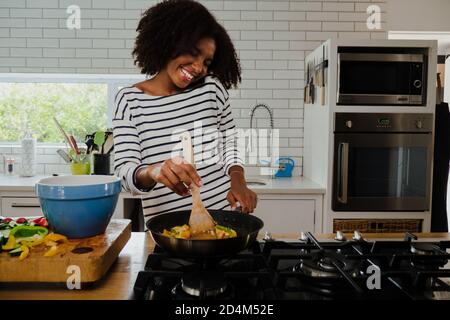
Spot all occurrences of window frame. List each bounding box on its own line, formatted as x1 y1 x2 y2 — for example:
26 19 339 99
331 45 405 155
0 73 146 146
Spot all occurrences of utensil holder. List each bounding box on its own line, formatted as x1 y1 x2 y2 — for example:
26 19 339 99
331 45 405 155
70 162 91 175
93 153 111 175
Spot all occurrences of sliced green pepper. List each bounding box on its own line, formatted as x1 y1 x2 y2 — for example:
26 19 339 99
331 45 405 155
9 225 48 243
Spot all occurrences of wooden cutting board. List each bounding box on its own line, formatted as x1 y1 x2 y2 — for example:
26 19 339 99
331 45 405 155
0 219 131 284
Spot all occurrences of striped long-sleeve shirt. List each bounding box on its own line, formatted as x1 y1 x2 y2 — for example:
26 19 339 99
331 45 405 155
112 75 243 219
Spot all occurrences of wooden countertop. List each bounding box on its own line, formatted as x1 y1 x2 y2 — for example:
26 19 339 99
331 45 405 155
1 232 449 300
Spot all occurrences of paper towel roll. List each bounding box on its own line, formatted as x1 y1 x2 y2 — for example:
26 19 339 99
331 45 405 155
21 137 37 177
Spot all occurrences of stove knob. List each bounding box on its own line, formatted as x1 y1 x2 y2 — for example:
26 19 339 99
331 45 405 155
416 120 423 129
353 230 363 241
345 120 353 128
263 231 273 241
299 232 308 242
335 231 346 241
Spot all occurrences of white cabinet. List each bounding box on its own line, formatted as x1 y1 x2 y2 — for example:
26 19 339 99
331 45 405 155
253 194 322 234
1 197 42 217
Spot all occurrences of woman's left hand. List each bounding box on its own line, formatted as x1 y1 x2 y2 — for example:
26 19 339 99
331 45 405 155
226 172 258 214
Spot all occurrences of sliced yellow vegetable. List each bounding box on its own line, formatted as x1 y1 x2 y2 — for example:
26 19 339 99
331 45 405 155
44 245 61 257
45 240 58 247
2 235 16 250
21 237 45 247
19 245 30 261
44 233 68 243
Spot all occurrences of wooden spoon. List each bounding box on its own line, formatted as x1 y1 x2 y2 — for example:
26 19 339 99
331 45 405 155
179 132 216 235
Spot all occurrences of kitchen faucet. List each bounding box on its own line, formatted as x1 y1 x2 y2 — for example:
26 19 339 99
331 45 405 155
249 103 274 169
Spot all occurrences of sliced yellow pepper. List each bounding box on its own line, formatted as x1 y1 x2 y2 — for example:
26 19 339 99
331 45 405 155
2 235 16 250
21 237 45 248
44 233 68 243
19 245 29 261
44 245 63 257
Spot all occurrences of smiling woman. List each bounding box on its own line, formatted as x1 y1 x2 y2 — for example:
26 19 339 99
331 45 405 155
0 82 107 143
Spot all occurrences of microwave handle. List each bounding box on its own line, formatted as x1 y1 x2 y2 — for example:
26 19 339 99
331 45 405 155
338 142 349 204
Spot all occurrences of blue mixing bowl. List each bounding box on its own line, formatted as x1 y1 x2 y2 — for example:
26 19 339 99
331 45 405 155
36 175 121 238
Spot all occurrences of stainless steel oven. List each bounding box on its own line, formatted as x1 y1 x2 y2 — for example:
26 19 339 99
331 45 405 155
337 50 427 105
332 113 433 212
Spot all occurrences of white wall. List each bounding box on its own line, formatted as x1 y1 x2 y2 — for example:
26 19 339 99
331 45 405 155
387 0 450 32
0 0 387 176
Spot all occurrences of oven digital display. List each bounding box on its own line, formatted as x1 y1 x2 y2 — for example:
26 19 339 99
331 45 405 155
377 118 390 126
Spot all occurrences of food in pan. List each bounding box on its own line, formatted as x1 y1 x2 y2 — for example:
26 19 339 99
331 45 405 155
162 224 237 240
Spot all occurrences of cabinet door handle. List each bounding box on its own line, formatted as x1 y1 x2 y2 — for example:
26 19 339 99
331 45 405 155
11 203 41 208
337 142 349 204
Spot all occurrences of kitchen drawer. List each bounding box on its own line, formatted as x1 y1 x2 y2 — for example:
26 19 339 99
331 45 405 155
1 197 42 217
253 198 315 234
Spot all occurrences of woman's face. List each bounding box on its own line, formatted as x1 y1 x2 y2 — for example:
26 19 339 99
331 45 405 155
165 37 216 90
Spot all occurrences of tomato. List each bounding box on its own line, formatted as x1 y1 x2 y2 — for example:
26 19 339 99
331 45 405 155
33 217 48 227
16 217 28 224
1 218 13 223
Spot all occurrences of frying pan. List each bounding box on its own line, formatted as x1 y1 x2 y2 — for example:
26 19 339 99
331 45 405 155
146 209 264 257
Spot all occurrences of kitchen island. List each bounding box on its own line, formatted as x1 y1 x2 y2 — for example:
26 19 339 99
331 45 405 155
1 232 449 300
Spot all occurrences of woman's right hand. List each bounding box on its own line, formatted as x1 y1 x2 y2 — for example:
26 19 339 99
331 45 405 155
146 156 202 196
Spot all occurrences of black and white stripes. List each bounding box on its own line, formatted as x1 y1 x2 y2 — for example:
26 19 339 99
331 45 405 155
112 75 243 219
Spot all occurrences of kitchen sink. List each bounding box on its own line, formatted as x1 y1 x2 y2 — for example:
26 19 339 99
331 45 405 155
246 180 267 186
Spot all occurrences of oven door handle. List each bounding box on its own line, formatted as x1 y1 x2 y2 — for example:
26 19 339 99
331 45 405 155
338 142 349 204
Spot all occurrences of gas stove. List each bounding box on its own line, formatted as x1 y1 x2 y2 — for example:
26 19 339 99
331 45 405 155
132 232 450 300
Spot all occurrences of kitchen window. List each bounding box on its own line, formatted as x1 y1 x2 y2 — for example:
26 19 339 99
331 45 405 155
0 74 145 144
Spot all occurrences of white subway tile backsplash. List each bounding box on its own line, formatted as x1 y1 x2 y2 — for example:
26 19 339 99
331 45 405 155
76 48 107 58
323 2 355 11
257 21 289 31
241 31 273 40
59 57 91 67
0 48 10 56
11 28 42 38
0 0 386 176
322 21 354 31
307 12 338 21
255 60 288 70
224 1 256 11
0 29 9 37
273 50 304 60
239 50 272 60
0 18 26 27
59 0 93 9
274 11 306 21
60 39 92 48
257 79 289 89
93 0 124 9
289 2 322 12
0 57 26 67
42 8 66 18
10 8 42 18
274 31 305 40
76 29 108 38
257 1 289 11
125 0 156 10
0 1 25 8
241 11 272 21
338 12 367 21
224 20 256 30
290 21 322 31
43 28 76 38
27 38 58 47
257 40 289 50
11 47 42 57
93 39 124 48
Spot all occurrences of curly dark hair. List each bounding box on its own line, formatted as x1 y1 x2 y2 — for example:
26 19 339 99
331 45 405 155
132 0 241 90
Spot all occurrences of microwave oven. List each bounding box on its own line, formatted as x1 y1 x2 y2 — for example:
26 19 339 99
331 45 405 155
337 50 427 106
